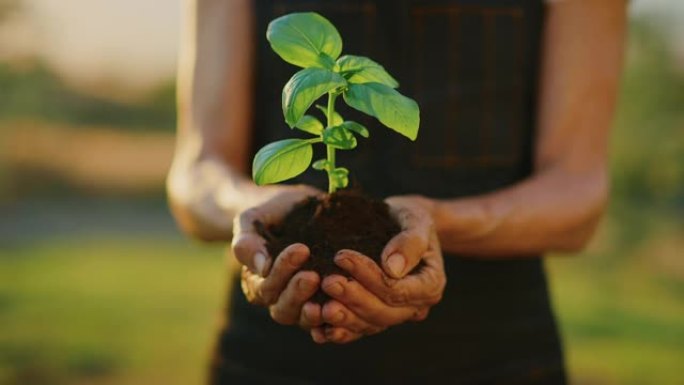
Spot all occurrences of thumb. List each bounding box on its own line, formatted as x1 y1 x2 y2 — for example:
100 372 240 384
380 229 429 279
231 207 270 276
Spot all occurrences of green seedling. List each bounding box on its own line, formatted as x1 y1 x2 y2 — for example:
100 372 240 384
252 12 420 193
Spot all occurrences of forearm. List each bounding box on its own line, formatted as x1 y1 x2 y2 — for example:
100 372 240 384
168 0 259 241
429 0 625 257
431 165 608 256
167 156 276 241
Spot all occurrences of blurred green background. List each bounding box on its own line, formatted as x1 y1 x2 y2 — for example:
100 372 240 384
1 1 683 384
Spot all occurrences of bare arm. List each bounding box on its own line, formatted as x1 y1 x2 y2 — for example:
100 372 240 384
168 0 323 331
429 0 626 256
320 0 627 344
168 0 278 241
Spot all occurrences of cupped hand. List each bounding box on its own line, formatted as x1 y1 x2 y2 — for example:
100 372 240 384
232 185 325 328
311 195 447 344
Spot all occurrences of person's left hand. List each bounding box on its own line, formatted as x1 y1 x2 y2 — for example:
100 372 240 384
306 195 447 344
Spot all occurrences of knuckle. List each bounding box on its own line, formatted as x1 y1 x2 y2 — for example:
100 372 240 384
257 285 277 305
269 306 292 325
381 274 399 289
412 308 430 322
386 287 410 306
427 286 445 306
360 256 378 272
241 207 261 221
430 290 444 306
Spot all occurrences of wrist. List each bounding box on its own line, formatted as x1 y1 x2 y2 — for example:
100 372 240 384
385 194 438 221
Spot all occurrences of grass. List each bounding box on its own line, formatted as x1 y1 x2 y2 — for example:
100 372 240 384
549 257 684 385
0 18 682 385
0 237 225 385
1 211 682 385
547 211 684 385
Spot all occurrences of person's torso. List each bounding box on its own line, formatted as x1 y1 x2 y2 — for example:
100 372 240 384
214 1 566 384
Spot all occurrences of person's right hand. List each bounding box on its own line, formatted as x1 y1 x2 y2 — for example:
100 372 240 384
231 185 325 330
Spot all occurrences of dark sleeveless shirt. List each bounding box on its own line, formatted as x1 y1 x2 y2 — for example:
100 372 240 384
212 1 566 384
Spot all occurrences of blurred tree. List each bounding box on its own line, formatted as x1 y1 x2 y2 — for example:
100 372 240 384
0 61 176 131
606 19 684 251
612 20 684 209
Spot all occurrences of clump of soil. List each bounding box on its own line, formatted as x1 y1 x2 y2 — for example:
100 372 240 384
256 189 401 302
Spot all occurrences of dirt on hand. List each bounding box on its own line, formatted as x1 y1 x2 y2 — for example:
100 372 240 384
256 189 401 303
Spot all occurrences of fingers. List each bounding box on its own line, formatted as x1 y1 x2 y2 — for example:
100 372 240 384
321 275 418 327
231 187 320 276
335 246 445 307
322 300 385 335
310 327 327 344
240 243 311 305
324 327 363 344
257 243 310 304
299 301 323 329
381 202 433 279
334 250 400 302
269 271 320 325
381 230 429 279
310 326 364 345
232 208 270 275
241 265 266 305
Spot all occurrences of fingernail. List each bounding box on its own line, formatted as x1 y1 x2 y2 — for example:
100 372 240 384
333 311 345 323
387 253 406 277
324 282 344 296
298 279 316 291
335 257 354 271
254 252 267 276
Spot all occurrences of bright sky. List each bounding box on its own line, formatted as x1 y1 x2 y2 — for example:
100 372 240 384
1 0 181 88
0 0 682 89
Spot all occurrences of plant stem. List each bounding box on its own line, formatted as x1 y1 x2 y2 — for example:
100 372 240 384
325 91 338 194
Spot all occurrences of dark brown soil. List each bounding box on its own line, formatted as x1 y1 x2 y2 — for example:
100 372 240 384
255 189 401 303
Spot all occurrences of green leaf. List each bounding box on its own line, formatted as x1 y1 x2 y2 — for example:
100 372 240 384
315 104 343 126
339 121 369 138
267 12 343 69
294 115 324 135
312 159 329 170
343 83 420 140
252 139 314 185
323 125 357 150
283 68 347 127
331 167 349 189
337 55 399 88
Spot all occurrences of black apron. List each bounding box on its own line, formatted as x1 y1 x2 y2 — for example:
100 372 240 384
212 1 566 383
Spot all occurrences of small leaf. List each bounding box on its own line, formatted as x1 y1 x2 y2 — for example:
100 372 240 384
339 121 369 138
312 159 329 170
323 125 357 150
252 139 314 185
294 115 324 135
337 55 399 88
343 83 420 140
267 12 343 69
331 167 349 189
315 104 343 126
283 68 347 127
